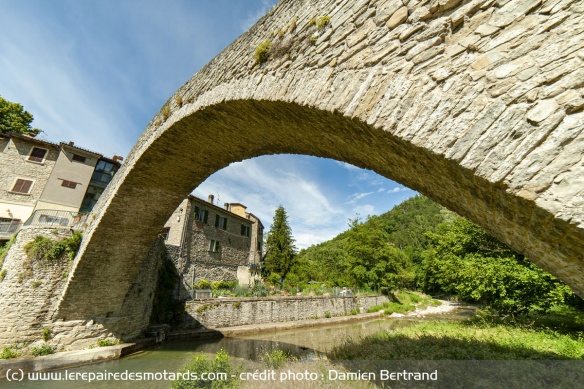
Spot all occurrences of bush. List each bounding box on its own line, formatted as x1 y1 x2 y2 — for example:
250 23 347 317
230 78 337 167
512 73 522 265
42 328 52 342
0 347 18 359
24 232 82 262
31 344 56 357
171 349 238 389
198 279 211 289
97 339 121 347
260 348 295 370
254 40 272 65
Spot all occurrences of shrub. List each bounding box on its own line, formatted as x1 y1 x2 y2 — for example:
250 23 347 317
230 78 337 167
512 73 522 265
161 106 171 120
97 339 121 347
0 269 6 282
31 344 56 357
171 349 238 389
0 234 16 267
254 40 272 65
261 348 295 370
316 16 331 31
325 311 331 318
24 232 82 262
42 328 52 342
0 347 18 359
198 279 211 289
32 280 41 288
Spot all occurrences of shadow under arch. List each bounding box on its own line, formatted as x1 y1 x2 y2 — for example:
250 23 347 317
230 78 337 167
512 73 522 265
57 99 583 330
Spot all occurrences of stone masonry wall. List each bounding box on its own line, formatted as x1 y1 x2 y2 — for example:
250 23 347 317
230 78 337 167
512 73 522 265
0 228 165 350
51 0 584 348
176 295 390 330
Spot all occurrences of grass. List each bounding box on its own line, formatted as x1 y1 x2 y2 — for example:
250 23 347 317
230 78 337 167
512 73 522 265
330 319 584 360
367 290 438 315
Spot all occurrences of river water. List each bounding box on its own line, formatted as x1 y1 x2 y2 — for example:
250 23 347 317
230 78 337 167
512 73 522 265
2 308 475 389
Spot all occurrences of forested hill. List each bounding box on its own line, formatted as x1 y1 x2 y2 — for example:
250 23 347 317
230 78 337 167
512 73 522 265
287 195 581 315
290 195 448 288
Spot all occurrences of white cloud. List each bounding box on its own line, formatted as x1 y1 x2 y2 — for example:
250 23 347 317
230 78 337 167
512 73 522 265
336 161 360 171
193 156 348 249
378 188 386 192
387 187 410 193
346 191 374 204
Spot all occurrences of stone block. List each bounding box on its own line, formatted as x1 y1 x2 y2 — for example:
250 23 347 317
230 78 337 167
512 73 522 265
387 7 409 29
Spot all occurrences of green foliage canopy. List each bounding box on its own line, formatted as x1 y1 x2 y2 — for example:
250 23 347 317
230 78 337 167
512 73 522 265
0 95 40 136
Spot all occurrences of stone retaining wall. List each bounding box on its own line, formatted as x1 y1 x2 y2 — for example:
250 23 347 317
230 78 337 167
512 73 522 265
177 295 390 330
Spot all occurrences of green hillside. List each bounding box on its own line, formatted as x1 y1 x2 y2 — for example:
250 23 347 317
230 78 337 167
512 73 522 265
286 195 582 315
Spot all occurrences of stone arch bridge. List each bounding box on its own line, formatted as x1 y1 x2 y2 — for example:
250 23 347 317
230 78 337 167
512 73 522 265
2 0 584 345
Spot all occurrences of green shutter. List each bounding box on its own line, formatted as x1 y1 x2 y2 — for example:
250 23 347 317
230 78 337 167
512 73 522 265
203 210 208 224
223 218 228 229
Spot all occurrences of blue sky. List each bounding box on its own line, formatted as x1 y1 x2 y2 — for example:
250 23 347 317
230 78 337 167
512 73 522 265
0 0 415 248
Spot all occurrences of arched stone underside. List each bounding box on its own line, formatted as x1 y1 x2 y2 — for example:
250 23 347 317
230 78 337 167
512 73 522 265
58 0 583 329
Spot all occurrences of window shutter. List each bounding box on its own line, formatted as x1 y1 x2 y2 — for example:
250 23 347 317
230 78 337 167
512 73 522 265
215 215 220 227
241 225 245 235
12 179 33 194
195 206 200 220
203 210 208 224
223 218 228 230
209 240 214 251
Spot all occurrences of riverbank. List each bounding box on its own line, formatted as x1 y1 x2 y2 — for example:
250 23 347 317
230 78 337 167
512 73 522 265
0 298 460 379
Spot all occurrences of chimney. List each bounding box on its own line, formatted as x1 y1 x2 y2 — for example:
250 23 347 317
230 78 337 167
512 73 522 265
112 155 124 163
208 194 214 204
68 141 74 146
224 203 230 211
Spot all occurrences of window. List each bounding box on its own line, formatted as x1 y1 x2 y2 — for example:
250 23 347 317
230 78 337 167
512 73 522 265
72 154 87 163
11 178 33 194
28 147 47 163
215 215 227 230
241 225 250 237
61 180 78 189
209 240 220 253
195 207 208 223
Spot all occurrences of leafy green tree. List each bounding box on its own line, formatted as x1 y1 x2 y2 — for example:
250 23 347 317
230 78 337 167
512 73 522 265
0 96 40 136
422 218 574 315
263 206 296 282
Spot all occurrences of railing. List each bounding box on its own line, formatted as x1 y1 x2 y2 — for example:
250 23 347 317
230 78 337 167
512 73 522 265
0 220 22 238
24 210 89 230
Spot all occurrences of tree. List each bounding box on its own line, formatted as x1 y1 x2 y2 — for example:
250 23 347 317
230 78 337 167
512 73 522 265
263 205 296 282
0 95 40 136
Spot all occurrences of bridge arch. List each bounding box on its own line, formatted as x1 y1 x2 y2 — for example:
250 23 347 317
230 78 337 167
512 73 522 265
57 0 583 335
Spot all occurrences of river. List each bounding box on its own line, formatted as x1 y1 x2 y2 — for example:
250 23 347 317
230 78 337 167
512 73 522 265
2 308 475 389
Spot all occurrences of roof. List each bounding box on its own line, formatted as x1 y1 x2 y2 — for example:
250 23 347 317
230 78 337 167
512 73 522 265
0 133 121 168
0 132 59 148
187 194 255 225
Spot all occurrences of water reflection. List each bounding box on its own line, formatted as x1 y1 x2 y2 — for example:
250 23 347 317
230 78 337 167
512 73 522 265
2 310 474 389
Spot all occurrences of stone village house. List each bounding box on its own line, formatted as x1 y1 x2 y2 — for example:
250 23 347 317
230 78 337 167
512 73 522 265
0 133 122 243
1 133 263 300
161 194 264 300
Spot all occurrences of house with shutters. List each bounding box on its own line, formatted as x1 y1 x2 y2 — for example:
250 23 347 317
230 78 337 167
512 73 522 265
0 133 121 243
162 194 263 299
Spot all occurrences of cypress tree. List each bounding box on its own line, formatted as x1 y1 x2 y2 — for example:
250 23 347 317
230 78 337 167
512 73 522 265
263 205 296 282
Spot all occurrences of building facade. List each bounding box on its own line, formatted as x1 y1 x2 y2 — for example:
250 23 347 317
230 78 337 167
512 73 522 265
0 133 121 243
163 194 263 299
